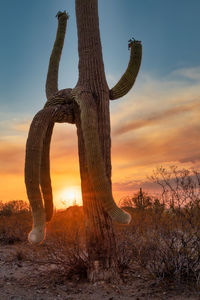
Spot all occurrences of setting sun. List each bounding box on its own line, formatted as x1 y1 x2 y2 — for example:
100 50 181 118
62 189 76 201
58 186 82 208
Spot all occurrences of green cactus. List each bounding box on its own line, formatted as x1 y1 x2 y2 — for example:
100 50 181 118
25 0 142 280
109 39 142 100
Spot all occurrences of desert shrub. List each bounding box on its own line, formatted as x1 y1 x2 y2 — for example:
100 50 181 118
45 232 88 280
151 166 200 217
116 228 136 274
0 200 30 216
0 200 31 244
125 166 200 286
42 205 88 280
0 212 32 244
47 205 85 243
130 223 200 284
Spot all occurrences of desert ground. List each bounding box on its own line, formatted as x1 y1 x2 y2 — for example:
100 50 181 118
0 242 199 300
1 172 200 300
1 203 200 300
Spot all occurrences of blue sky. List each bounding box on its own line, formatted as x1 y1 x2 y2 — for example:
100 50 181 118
0 0 200 204
1 0 200 116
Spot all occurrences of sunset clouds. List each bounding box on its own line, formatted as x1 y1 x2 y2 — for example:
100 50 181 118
114 100 200 135
0 67 199 205
110 67 200 197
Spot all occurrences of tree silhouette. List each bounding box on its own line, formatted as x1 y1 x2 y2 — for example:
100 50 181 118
25 0 142 281
120 188 153 210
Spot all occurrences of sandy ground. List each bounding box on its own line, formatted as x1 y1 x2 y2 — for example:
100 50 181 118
0 243 199 300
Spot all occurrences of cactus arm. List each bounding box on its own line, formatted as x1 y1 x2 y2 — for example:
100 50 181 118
40 89 74 222
25 109 53 244
45 11 69 101
40 122 54 222
109 40 142 100
25 104 75 244
72 87 131 224
41 10 70 218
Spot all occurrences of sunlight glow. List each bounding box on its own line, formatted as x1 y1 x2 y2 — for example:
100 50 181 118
58 186 82 208
62 189 76 201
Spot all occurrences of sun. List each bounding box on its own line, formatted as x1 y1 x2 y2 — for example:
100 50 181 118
59 186 82 208
62 189 76 201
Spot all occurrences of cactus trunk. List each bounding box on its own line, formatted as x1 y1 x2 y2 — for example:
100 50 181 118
74 0 120 281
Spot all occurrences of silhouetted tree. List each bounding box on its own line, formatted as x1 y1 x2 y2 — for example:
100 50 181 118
120 188 152 210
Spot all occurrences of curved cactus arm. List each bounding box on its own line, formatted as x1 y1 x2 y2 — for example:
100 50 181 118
40 94 75 222
46 11 69 101
40 122 54 222
40 89 74 221
25 104 75 244
109 40 142 100
72 87 131 224
25 109 53 244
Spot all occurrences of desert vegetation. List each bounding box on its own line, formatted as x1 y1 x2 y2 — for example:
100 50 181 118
1 167 200 296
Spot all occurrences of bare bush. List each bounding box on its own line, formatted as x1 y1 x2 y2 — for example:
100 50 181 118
150 166 200 217
0 213 31 244
130 223 200 283
116 228 135 274
39 206 88 280
0 201 31 244
114 167 200 287
0 200 30 216
129 166 200 285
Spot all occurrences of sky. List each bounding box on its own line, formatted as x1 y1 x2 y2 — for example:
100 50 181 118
0 0 200 208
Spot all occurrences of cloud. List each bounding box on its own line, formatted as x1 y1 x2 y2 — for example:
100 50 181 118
110 68 200 132
171 66 200 81
112 124 200 169
0 140 25 174
112 180 161 194
114 100 200 135
12 121 30 132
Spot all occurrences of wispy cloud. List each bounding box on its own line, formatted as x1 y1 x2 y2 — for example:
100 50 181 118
171 67 200 81
112 124 200 167
0 139 25 174
114 100 200 135
110 67 200 129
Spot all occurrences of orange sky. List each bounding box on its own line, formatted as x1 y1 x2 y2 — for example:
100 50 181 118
0 69 200 208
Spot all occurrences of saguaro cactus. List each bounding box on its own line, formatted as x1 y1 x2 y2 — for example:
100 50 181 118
25 0 142 281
